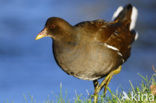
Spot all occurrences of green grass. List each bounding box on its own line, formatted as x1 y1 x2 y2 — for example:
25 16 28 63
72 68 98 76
21 73 156 103
3 73 156 103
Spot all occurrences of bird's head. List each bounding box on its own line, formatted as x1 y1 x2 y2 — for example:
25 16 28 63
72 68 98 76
35 17 73 40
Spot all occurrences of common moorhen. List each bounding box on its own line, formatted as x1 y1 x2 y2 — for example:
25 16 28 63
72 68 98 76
35 4 138 103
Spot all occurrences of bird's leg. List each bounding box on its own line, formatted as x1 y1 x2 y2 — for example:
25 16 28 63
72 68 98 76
93 80 99 89
94 66 122 97
93 66 122 103
93 76 111 102
103 65 122 96
93 80 99 103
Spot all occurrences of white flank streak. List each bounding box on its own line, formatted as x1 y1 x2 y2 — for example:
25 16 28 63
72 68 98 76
122 59 125 63
130 7 138 30
103 43 124 62
117 52 123 57
135 32 139 40
104 43 119 51
112 6 123 20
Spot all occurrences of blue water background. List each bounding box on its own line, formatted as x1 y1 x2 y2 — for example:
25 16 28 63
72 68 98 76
0 0 156 102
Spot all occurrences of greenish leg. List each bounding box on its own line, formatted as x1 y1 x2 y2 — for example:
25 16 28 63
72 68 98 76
93 80 99 89
93 66 122 103
103 75 112 96
103 65 122 96
93 80 99 103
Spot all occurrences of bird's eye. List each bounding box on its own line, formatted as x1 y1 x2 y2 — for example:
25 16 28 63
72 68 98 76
50 24 56 29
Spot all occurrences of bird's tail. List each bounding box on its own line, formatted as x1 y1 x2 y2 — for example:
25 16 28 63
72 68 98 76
112 4 138 40
112 4 138 31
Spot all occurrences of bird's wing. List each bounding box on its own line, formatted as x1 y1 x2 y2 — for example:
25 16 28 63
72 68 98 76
103 23 135 61
97 4 138 62
74 19 111 39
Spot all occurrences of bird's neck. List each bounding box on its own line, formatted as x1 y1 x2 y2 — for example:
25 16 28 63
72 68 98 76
53 29 78 50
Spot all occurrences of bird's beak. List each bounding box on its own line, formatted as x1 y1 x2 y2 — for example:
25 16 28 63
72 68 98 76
35 28 48 40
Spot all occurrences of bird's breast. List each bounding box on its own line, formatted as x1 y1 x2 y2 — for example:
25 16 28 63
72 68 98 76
53 41 123 80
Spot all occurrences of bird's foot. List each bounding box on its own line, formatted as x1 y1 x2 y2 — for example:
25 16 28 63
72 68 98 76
103 65 122 96
93 65 122 103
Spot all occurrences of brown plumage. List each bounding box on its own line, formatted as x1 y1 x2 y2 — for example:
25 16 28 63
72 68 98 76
35 4 138 102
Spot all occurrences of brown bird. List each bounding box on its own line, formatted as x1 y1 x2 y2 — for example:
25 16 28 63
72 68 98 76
35 4 138 103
